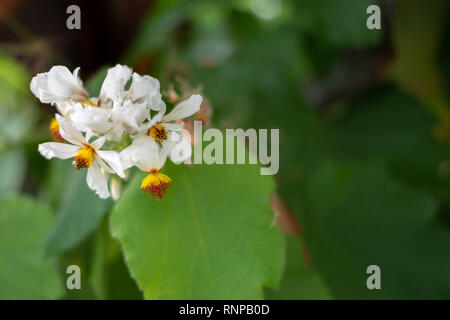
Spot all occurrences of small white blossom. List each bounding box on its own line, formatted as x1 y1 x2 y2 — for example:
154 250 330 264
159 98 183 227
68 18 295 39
38 115 124 199
145 94 202 143
30 66 88 105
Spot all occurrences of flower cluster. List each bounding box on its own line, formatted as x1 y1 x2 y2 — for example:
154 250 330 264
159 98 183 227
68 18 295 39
31 65 202 200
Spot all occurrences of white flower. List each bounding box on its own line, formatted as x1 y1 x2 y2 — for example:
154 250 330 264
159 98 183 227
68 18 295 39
145 94 202 142
30 66 88 105
99 64 132 106
38 114 124 199
99 65 163 108
32 63 202 201
126 73 164 110
97 65 165 137
120 134 172 199
70 102 113 137
55 101 75 117
109 100 149 136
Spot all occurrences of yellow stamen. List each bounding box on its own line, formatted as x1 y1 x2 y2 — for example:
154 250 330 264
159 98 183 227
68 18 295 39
73 145 95 170
147 124 168 142
49 117 64 142
140 171 172 200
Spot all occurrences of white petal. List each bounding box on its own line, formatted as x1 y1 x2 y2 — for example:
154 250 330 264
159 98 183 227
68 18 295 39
100 64 132 103
95 157 115 174
142 101 166 131
38 142 79 160
162 94 202 122
70 104 112 136
47 66 86 101
72 67 84 88
163 122 184 131
120 134 160 172
87 161 110 199
110 101 149 133
165 132 192 164
90 136 106 149
55 101 74 117
129 73 161 102
55 114 85 145
96 150 125 177
30 73 52 103
30 66 87 104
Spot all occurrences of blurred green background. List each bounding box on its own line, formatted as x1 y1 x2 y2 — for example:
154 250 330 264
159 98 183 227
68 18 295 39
1 0 450 299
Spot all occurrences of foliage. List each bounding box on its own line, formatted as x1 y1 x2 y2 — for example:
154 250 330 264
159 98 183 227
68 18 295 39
0 0 450 300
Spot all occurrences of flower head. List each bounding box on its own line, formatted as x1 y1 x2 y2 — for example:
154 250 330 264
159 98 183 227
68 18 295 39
39 115 124 199
145 94 202 142
32 64 202 200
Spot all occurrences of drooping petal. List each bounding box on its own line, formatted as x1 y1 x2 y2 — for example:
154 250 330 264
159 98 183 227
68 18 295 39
38 142 80 160
100 64 132 104
95 157 115 174
72 67 84 88
55 114 85 146
96 150 125 178
129 74 163 109
120 134 161 172
162 94 202 122
86 161 110 199
46 66 87 102
30 73 52 103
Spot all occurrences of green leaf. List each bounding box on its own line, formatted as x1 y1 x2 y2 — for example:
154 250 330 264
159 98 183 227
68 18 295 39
111 162 285 299
329 85 450 197
125 0 192 63
0 51 37 147
44 160 111 257
293 0 381 48
89 218 143 300
265 236 332 300
0 148 26 196
390 0 449 99
0 196 63 299
300 160 450 299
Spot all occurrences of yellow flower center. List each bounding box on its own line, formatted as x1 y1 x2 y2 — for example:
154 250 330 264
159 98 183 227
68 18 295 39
147 124 168 142
73 145 96 170
49 117 64 142
140 171 172 200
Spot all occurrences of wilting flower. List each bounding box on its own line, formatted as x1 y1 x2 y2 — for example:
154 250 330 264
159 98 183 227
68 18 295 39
30 66 88 105
38 115 124 199
146 94 202 142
